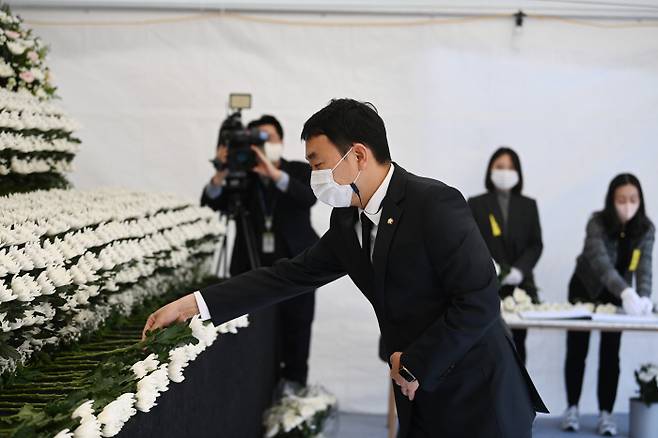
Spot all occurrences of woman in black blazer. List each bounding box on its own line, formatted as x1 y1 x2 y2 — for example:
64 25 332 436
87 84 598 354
468 147 543 364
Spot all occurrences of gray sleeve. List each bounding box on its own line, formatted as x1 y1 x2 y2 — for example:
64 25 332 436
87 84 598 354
636 226 655 297
204 181 223 199
583 217 629 297
275 170 290 192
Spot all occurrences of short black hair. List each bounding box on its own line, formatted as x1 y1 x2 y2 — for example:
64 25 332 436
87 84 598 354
598 173 653 239
300 98 391 163
485 147 524 194
247 115 284 140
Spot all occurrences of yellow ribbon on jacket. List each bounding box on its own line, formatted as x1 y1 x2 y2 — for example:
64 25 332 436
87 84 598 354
629 249 642 272
489 214 502 237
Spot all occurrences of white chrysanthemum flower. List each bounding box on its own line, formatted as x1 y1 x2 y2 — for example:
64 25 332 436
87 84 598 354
71 400 95 421
135 367 168 413
11 274 40 302
281 409 305 433
36 271 57 296
502 296 516 313
167 347 191 383
0 282 17 303
97 392 136 437
47 265 73 287
73 415 102 438
131 353 159 379
151 364 170 392
8 247 34 271
0 249 21 277
189 315 218 347
54 428 74 438
512 288 531 304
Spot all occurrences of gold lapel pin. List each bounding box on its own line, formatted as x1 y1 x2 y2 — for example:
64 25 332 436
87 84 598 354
387 218 394 225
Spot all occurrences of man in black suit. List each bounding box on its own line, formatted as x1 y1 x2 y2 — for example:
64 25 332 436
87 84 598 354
144 99 548 437
201 115 319 389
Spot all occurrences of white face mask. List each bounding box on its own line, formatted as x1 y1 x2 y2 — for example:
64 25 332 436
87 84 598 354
310 147 361 208
616 201 640 223
491 169 519 191
264 142 283 163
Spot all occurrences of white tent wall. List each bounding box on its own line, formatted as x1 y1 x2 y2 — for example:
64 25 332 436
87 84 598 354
12 6 658 415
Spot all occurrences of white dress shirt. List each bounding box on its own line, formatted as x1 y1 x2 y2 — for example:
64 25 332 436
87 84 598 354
355 163 395 260
194 163 395 321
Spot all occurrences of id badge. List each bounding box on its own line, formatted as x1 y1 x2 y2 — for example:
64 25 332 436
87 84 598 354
262 232 275 254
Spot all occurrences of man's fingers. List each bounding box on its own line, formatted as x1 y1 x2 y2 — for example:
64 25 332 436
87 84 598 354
391 373 405 387
142 314 155 341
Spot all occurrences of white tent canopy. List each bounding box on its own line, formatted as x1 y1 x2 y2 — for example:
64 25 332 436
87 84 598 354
13 0 658 18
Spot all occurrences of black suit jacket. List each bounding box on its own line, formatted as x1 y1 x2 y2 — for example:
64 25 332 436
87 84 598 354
200 164 548 437
468 192 543 299
201 159 319 274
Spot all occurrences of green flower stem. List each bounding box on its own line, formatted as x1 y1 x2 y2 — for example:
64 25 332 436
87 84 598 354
45 343 144 362
78 340 135 348
1 385 86 394
52 361 99 366
41 364 97 372
0 393 66 402
31 372 88 381
0 402 46 408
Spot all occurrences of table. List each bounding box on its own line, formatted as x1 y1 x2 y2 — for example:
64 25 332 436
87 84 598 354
503 313 658 332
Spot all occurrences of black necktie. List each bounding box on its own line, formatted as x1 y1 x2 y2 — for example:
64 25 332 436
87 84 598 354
360 212 373 266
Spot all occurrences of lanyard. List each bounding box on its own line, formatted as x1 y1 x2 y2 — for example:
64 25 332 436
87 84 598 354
256 180 278 231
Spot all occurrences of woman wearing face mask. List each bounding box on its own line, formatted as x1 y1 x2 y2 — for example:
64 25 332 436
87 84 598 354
562 173 655 436
468 147 543 365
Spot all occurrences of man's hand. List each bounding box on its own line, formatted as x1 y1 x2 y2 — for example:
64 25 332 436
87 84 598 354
390 352 420 401
141 294 199 341
211 145 229 186
251 145 282 182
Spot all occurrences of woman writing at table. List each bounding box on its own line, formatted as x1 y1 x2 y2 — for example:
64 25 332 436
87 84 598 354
468 147 543 365
562 173 655 436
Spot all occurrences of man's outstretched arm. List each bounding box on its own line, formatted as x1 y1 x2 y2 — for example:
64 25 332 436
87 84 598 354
142 228 345 339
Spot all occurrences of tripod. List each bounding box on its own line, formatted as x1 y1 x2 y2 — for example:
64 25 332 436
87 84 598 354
215 177 261 277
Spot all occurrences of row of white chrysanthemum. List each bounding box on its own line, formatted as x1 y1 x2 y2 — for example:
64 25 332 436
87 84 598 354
0 108 79 133
0 155 74 175
0 242 215 354
0 253 216 376
0 190 224 372
0 213 222 277
0 131 80 154
0 189 207 245
0 237 217 333
0 89 71 120
52 314 249 438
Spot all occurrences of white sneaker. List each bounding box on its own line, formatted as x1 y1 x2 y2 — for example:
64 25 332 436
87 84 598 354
562 406 580 432
597 411 618 436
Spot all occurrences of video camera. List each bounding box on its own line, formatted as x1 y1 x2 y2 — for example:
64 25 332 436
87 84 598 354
213 93 269 174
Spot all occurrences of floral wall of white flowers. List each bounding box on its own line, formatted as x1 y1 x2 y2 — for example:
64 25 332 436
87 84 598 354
0 5 80 195
0 188 225 377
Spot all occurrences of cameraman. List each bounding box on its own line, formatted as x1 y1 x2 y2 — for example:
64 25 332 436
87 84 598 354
201 115 319 393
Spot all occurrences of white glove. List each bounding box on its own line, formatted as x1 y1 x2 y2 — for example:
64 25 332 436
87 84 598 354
621 288 645 316
639 296 654 315
502 267 524 286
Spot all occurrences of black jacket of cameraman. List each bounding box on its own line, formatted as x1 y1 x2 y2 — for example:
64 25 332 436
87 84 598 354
201 158 320 275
